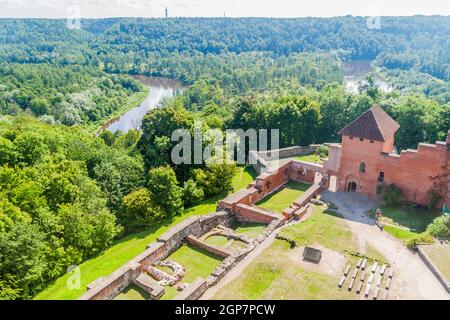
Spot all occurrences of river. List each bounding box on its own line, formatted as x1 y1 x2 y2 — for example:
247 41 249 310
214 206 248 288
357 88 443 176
343 60 391 94
101 75 184 133
101 65 388 134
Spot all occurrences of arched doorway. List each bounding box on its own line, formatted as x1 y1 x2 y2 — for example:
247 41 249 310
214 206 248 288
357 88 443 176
347 181 357 192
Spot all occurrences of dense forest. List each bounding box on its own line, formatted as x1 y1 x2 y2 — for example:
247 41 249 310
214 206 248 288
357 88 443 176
0 16 449 299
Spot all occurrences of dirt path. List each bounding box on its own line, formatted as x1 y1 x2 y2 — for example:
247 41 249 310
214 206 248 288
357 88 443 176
201 191 449 300
321 191 449 300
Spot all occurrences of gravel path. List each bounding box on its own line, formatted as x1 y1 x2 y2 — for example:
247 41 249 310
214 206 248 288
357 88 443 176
321 191 449 300
201 191 449 300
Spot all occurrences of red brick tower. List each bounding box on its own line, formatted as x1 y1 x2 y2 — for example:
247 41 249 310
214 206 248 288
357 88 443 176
336 105 400 196
333 106 449 207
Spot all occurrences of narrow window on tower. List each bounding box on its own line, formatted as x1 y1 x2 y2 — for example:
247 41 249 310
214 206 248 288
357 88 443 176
359 162 366 173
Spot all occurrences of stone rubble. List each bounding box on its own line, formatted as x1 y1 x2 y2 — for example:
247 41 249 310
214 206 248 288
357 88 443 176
146 260 185 286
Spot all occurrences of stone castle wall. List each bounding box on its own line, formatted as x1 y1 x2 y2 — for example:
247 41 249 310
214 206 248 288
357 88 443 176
80 149 327 301
250 144 320 174
336 135 449 207
79 211 232 300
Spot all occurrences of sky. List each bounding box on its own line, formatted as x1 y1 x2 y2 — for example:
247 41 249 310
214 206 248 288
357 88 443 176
0 0 449 18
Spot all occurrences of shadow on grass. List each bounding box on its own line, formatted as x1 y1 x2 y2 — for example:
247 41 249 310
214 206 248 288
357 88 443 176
246 166 258 180
114 284 150 300
322 208 375 226
379 205 440 232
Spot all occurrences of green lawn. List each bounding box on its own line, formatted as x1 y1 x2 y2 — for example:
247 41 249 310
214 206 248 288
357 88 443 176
420 243 450 284
212 205 371 300
160 245 222 300
279 206 357 252
256 180 310 212
293 154 323 163
379 205 440 233
204 235 229 247
268 153 322 168
233 222 266 239
384 225 418 242
113 284 149 300
35 166 255 300
232 166 258 191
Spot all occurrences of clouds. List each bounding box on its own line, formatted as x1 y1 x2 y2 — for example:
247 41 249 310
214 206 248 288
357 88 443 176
0 0 449 18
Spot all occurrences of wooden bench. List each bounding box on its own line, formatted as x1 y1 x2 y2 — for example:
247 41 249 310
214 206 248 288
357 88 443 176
348 278 355 291
344 265 351 276
361 258 368 270
351 267 358 279
338 276 346 288
368 273 374 284
356 258 363 269
373 287 380 300
380 264 387 275
371 262 378 273
388 269 394 278
376 275 382 287
364 284 371 297
385 277 392 290
360 271 366 282
356 281 363 294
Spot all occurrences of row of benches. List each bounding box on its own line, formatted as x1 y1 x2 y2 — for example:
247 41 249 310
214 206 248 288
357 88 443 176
338 257 393 300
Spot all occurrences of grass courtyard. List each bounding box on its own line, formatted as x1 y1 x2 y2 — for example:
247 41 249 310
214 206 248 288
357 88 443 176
160 245 222 300
212 205 385 300
293 154 323 163
35 166 256 300
114 284 149 300
234 222 267 239
420 243 450 285
114 244 222 300
379 205 440 233
268 153 323 168
376 205 441 242
255 180 310 212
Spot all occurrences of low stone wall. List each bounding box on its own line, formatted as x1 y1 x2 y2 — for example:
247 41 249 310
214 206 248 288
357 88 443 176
235 203 285 224
186 235 232 258
417 246 450 293
251 144 320 173
81 148 326 300
293 183 322 208
79 211 232 300
206 218 284 287
79 262 141 300
290 160 325 183
174 277 208 300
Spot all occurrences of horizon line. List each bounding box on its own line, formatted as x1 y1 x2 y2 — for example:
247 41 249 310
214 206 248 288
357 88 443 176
1 14 449 19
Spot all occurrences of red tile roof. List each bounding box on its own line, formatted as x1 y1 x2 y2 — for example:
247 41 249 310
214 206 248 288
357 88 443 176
338 105 400 142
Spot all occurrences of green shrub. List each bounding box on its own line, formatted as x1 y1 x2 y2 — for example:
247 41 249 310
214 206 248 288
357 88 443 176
182 179 204 207
315 145 329 158
426 216 450 238
406 233 434 249
381 184 404 207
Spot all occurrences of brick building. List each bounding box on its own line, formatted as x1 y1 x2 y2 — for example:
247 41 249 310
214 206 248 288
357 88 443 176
325 105 450 207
